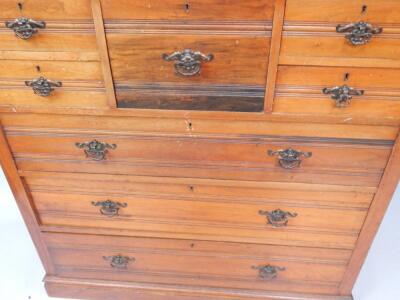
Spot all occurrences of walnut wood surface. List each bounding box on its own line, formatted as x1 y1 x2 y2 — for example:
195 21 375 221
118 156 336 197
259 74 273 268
0 1 399 299
100 0 274 21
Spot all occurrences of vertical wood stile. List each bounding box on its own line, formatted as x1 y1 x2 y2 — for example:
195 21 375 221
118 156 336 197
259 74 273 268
91 0 117 108
339 129 400 294
264 0 286 112
0 121 55 273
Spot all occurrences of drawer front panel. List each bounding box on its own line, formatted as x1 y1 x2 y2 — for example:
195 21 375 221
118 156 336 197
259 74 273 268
44 232 350 295
107 33 270 112
285 0 400 24
32 190 366 249
1 0 92 20
8 131 391 186
274 66 400 123
0 31 97 53
280 34 400 68
101 0 274 21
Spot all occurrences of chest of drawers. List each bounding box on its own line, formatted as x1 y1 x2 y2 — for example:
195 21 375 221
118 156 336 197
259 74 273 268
1 1 399 299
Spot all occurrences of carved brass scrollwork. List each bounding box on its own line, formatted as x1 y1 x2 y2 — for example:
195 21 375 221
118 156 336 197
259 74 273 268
252 265 286 280
268 148 312 169
323 85 364 107
75 140 117 161
259 209 298 228
5 17 46 39
162 49 214 76
91 200 127 217
336 22 382 46
103 255 135 269
25 77 62 97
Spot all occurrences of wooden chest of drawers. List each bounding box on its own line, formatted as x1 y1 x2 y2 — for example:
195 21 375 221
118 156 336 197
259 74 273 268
0 1 399 299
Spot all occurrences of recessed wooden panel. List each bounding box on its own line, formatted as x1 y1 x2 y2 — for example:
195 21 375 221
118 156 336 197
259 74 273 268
101 0 274 21
107 33 270 111
285 0 400 24
1 0 92 20
44 232 349 295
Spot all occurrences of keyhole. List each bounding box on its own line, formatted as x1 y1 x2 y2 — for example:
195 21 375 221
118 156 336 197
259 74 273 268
36 65 41 72
18 2 23 11
184 2 190 13
344 73 350 81
361 5 368 14
189 185 194 192
188 122 193 130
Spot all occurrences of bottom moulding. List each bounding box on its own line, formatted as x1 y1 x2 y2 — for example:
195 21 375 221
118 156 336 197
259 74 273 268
44 276 353 300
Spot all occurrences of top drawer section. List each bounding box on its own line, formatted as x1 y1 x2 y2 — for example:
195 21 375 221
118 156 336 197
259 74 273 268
101 0 274 21
285 0 400 24
1 0 92 20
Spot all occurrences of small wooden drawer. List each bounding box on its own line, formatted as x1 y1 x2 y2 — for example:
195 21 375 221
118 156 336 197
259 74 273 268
1 0 92 20
44 232 351 295
285 0 400 24
274 66 400 124
101 0 274 21
7 130 392 186
282 1 400 68
0 59 106 109
107 33 270 112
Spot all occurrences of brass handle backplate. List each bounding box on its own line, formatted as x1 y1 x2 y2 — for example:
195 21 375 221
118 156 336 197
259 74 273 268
25 76 62 97
268 148 312 169
322 85 364 107
103 255 135 269
252 264 286 280
5 17 46 39
336 22 382 46
75 140 117 161
259 209 298 228
92 200 127 217
162 49 214 76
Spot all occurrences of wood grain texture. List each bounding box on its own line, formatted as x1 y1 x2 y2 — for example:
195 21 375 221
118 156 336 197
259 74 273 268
0 121 54 273
44 276 353 300
339 130 400 294
0 0 92 20
285 0 400 23
100 0 275 21
43 232 349 295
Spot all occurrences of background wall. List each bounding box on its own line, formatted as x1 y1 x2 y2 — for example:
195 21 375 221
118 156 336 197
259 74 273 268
0 166 399 300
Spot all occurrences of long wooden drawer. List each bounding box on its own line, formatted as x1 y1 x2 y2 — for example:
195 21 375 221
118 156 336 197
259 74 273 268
7 130 392 186
44 232 351 295
274 66 400 123
101 0 274 21
32 189 366 249
282 1 400 68
107 32 270 112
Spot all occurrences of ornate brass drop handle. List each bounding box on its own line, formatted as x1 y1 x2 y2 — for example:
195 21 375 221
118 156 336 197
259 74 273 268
92 200 127 217
252 265 286 280
75 140 117 161
5 17 46 39
25 77 62 97
162 49 214 76
103 255 135 269
259 209 298 228
336 22 382 46
268 148 312 169
322 85 364 108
